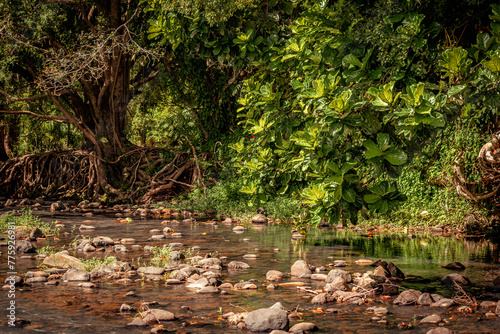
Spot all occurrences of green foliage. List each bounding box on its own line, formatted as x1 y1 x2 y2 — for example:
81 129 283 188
230 1 500 227
81 256 119 272
0 209 59 235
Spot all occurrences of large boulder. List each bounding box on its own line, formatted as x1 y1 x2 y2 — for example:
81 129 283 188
16 240 36 253
291 260 312 278
251 214 268 224
43 253 85 271
245 304 288 332
393 289 422 305
441 273 471 286
326 269 352 283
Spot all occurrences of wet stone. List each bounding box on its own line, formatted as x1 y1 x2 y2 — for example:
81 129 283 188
420 314 441 324
291 260 312 277
63 269 90 282
120 304 133 312
431 298 455 308
142 309 175 323
127 317 146 327
26 276 48 284
479 301 496 310
442 261 465 270
233 226 245 232
441 273 470 286
227 261 250 269
426 328 452 334
266 270 284 281
393 289 422 305
120 238 135 244
289 322 318 332
333 260 347 267
326 269 352 283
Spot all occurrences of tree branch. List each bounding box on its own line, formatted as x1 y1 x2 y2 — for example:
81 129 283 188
0 110 68 123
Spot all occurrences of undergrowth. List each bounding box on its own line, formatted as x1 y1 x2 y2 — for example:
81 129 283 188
0 208 60 235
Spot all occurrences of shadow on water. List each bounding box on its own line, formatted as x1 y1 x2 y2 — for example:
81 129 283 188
0 211 499 333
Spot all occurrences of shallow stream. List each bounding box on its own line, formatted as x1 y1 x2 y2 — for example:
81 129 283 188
1 210 499 333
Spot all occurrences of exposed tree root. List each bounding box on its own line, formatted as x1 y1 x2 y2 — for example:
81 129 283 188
453 132 500 205
0 147 210 202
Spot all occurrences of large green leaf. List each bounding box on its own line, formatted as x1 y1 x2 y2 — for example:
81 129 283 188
363 139 383 159
484 53 500 72
364 194 381 203
384 148 407 165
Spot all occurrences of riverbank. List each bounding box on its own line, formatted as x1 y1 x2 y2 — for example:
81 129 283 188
1 205 499 333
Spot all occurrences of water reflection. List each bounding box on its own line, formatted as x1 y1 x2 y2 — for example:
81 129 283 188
0 212 499 333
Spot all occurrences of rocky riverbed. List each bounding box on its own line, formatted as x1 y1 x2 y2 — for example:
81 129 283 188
1 200 500 333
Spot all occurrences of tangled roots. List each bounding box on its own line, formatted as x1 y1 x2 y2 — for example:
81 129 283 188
453 132 500 205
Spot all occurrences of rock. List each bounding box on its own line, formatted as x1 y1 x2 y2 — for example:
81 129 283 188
219 283 233 289
26 276 48 284
127 317 147 327
431 298 455 308
441 262 465 270
79 224 95 230
227 261 250 269
496 301 500 315
199 258 222 268
170 250 184 261
171 266 199 281
113 245 128 252
251 214 268 224
83 243 96 252
197 286 219 294
234 282 258 290
78 282 96 288
233 225 245 232
266 270 284 281
333 260 347 267
426 327 452 334
142 309 175 323
269 331 289 334
163 226 174 234
311 293 336 304
289 322 318 332
480 301 496 310
4 275 23 287
493 275 500 286
387 262 405 279
120 238 135 244
245 306 288 332
441 273 470 286
50 201 64 211
150 234 165 240
62 269 90 281
418 293 439 306
30 227 45 239
325 277 350 292
373 266 390 277
372 307 388 315
356 273 378 290
420 314 441 324
393 289 422 305
243 254 257 259
16 240 36 253
326 269 352 283
311 273 327 281
291 260 312 278
139 267 165 275
43 253 85 271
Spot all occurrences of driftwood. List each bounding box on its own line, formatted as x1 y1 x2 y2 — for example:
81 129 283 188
453 132 500 204
0 146 209 202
